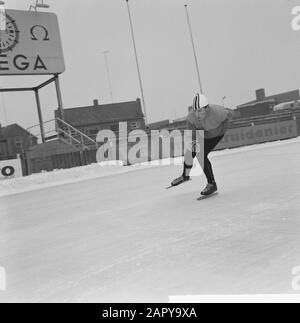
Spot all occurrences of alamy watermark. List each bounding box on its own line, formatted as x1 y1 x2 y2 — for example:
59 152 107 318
0 266 6 291
291 6 300 31
292 266 300 291
95 122 204 175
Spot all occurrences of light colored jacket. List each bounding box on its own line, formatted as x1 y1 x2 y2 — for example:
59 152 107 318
186 104 235 138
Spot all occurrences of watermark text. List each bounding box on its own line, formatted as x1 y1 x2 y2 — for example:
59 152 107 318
292 266 300 291
0 266 6 291
95 122 204 175
291 6 300 31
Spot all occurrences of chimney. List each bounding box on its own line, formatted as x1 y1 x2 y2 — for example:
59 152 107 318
255 88 265 101
93 99 99 106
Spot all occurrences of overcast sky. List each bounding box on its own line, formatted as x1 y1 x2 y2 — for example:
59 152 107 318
0 0 300 129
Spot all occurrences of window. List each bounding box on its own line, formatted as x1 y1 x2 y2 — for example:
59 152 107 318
15 136 22 149
131 121 140 129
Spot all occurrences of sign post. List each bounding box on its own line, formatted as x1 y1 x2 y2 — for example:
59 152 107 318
0 9 65 143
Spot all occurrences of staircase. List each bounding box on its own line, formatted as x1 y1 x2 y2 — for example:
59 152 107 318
27 118 97 151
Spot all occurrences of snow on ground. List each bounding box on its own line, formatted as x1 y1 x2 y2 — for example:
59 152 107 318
0 137 300 302
1 136 300 198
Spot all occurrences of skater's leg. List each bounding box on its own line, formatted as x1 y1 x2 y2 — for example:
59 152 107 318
204 156 216 184
171 149 196 186
183 135 222 181
182 150 196 178
203 136 224 184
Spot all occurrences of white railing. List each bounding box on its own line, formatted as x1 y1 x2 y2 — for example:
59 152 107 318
55 117 97 150
26 118 97 150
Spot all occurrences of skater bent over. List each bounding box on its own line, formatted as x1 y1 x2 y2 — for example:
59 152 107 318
171 93 234 196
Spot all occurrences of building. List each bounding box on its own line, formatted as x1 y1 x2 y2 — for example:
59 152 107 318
148 119 170 130
55 98 146 139
273 100 300 112
236 88 300 118
0 123 38 160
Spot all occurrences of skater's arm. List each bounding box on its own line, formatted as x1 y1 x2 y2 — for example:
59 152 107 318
186 119 203 141
225 108 235 121
206 118 230 137
221 119 230 133
217 108 235 134
186 120 195 141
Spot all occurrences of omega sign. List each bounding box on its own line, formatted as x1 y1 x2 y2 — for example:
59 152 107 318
0 158 23 179
0 9 65 75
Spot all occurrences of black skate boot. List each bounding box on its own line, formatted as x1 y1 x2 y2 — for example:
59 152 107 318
171 175 190 187
201 183 218 196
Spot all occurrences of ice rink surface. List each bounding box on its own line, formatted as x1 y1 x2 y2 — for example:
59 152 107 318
0 139 300 302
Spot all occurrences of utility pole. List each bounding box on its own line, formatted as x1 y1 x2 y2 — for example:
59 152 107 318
184 4 204 94
102 51 114 103
125 0 148 124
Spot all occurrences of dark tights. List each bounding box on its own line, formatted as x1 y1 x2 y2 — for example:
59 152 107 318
183 135 224 184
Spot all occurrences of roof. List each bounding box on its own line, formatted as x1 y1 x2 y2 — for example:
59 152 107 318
27 140 79 158
172 117 186 123
148 119 170 129
55 99 145 127
237 98 275 109
237 89 300 108
0 123 35 138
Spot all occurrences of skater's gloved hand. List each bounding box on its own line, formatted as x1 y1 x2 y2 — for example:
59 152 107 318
191 140 201 153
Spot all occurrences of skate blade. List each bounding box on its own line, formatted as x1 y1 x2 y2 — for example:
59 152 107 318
197 192 218 200
166 178 191 189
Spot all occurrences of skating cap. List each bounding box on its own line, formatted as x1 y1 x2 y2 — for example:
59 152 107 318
193 93 209 111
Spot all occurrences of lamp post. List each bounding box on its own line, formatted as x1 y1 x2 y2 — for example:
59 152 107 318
102 51 114 103
184 4 203 94
125 0 148 124
222 96 226 107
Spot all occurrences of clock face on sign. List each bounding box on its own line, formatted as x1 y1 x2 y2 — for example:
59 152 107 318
0 14 20 54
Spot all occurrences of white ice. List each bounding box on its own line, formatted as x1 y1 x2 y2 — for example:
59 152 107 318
0 138 300 302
